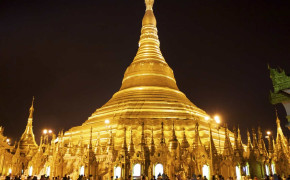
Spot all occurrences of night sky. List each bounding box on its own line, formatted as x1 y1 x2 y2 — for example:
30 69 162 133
0 0 289 144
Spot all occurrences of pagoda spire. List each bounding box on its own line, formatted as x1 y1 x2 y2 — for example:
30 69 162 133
192 123 203 150
128 128 135 156
120 0 179 91
29 96 34 119
145 0 154 11
237 126 243 152
168 120 178 151
233 126 239 151
160 122 166 146
181 128 190 149
223 125 233 156
252 128 260 156
150 128 155 155
140 122 146 147
209 127 218 156
122 127 128 151
275 111 288 153
246 129 252 156
258 127 267 156
19 97 38 152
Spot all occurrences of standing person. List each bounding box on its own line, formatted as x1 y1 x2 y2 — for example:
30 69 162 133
5 175 10 180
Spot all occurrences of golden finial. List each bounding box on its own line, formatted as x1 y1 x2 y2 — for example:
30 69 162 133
29 96 35 119
145 0 154 10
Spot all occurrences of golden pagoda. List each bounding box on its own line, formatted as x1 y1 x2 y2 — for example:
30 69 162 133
1 0 289 179
19 97 38 154
64 0 224 151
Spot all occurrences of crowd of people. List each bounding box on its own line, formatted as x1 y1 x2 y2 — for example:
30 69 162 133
1 173 290 180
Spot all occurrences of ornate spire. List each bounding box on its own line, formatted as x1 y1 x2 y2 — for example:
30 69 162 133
120 0 178 91
192 123 203 150
19 97 38 152
145 0 154 11
233 126 239 151
122 127 128 151
160 122 166 146
29 96 35 119
252 128 260 156
223 125 233 156
168 121 178 151
275 110 288 153
181 128 190 149
128 128 135 156
237 126 243 151
247 129 252 152
258 127 267 156
140 122 146 147
233 126 243 158
209 127 217 156
150 128 155 155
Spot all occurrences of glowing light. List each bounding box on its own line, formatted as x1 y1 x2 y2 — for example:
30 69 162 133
236 166 241 180
29 166 33 176
80 166 85 176
114 167 121 179
54 138 59 143
43 129 48 134
267 131 271 135
271 164 275 174
105 119 110 124
8 168 12 174
204 116 210 121
48 130 52 134
6 139 10 143
155 164 163 179
133 164 141 176
243 165 250 176
214 115 221 124
202 165 209 179
46 166 51 176
265 165 269 176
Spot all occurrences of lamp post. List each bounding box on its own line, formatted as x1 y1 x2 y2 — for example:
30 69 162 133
42 129 53 144
266 131 273 154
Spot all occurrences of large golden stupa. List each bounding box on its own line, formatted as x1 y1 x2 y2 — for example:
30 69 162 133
65 0 223 150
2 1 289 179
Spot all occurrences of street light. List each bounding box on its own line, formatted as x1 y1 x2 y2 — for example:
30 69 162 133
266 131 273 155
42 129 53 144
6 138 10 145
214 115 221 124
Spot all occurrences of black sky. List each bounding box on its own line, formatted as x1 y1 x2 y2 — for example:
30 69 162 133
0 0 289 144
